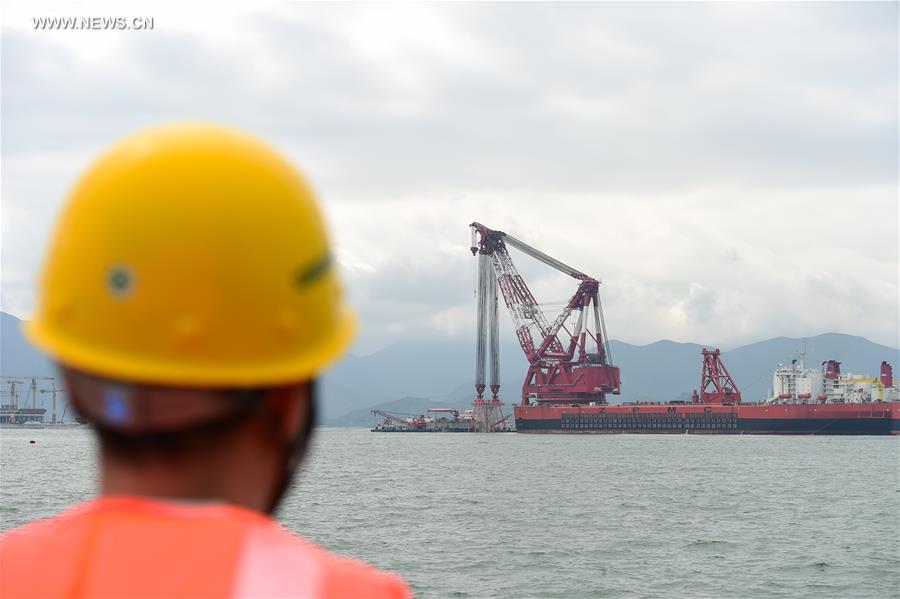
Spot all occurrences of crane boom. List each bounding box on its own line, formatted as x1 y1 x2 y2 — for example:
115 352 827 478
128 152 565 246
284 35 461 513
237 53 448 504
371 410 427 429
501 234 589 280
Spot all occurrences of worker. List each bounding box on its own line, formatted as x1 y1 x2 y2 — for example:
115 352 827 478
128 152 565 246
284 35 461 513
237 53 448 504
0 124 413 598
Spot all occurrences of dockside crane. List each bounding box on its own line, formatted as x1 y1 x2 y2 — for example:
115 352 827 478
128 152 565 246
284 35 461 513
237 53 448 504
1 379 25 409
27 376 55 409
470 223 621 410
2 377 56 410
40 381 66 423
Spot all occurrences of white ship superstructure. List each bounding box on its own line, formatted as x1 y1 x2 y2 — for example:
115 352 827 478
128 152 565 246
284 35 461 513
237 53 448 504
769 347 899 404
772 354 822 403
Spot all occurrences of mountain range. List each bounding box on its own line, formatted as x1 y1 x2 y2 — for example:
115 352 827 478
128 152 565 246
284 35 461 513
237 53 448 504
2 311 897 425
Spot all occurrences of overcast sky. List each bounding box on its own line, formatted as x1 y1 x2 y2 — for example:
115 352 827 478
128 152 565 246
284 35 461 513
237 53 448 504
2 3 898 354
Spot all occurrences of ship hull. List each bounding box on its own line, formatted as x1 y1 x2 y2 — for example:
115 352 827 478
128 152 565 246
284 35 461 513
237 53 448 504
514 402 900 435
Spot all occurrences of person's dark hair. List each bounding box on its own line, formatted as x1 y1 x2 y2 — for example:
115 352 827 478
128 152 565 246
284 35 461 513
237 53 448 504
92 380 317 465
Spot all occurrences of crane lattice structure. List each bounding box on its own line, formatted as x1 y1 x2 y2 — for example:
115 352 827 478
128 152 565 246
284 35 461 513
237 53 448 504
469 222 621 418
692 348 742 405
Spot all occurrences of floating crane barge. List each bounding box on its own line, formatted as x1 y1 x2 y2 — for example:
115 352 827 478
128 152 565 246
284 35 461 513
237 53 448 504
370 408 510 432
469 222 900 435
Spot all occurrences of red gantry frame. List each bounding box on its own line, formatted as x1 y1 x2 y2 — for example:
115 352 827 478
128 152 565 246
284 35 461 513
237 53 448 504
692 348 742 405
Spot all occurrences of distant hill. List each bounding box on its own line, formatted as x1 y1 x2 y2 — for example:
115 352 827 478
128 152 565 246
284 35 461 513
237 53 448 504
322 334 898 425
319 336 529 422
3 311 897 427
607 335 899 406
607 339 708 403
0 312 56 378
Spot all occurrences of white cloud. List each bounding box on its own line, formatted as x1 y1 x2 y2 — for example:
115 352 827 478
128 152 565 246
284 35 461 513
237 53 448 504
1 3 897 353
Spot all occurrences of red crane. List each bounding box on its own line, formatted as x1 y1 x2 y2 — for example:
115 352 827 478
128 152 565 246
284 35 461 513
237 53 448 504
692 348 742 405
470 222 621 408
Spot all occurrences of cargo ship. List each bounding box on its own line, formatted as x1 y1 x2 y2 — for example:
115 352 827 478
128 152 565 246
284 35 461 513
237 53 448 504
516 400 900 435
515 352 900 435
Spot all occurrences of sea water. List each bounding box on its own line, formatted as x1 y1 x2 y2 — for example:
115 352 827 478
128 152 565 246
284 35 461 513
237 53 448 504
2 427 898 598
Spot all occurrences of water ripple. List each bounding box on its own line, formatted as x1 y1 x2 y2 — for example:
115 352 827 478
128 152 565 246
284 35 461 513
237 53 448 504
2 428 899 598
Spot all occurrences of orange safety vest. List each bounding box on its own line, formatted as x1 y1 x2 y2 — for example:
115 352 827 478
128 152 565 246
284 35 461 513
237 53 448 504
0 496 412 599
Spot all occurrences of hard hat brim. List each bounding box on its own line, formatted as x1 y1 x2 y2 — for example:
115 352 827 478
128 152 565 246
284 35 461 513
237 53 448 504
24 307 357 388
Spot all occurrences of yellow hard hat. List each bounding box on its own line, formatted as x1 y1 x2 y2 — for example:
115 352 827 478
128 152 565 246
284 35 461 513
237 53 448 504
26 123 356 388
